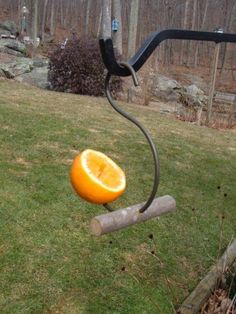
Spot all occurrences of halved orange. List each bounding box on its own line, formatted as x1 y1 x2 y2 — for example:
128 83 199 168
70 149 126 204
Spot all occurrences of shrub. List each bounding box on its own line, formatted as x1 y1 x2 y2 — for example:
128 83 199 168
48 37 122 97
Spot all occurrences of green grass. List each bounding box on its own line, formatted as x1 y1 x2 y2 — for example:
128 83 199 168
0 80 235 313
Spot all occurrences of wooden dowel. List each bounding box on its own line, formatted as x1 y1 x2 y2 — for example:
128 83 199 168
90 195 176 236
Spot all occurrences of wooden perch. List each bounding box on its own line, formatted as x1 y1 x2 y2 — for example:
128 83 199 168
90 195 176 236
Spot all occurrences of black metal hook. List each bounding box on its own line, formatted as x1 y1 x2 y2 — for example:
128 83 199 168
99 29 236 77
103 62 160 213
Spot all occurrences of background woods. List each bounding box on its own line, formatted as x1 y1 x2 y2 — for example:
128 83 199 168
0 0 236 72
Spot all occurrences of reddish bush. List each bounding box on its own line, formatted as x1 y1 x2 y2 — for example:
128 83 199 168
48 37 122 97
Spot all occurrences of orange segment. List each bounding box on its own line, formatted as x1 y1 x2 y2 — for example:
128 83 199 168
70 149 126 204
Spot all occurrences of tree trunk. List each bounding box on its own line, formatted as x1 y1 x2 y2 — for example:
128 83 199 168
50 0 55 36
180 0 191 65
193 0 209 67
127 0 139 58
187 0 198 66
41 0 48 42
60 0 64 27
101 0 111 38
220 1 236 73
18 0 24 31
63 2 70 29
84 0 91 36
112 0 123 55
31 0 38 45
97 7 103 38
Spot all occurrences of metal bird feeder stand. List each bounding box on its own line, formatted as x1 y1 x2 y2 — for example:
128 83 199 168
90 28 236 236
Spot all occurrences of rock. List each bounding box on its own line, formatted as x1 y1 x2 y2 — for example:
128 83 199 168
0 46 25 57
15 66 49 89
0 64 15 78
33 58 48 68
181 84 207 108
122 74 186 109
182 73 208 92
178 84 207 125
0 28 11 37
0 68 4 77
0 39 26 55
0 51 15 62
151 75 183 102
0 58 33 78
0 50 49 88
126 85 143 104
0 21 18 35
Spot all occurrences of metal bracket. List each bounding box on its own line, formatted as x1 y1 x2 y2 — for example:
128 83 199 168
99 29 236 76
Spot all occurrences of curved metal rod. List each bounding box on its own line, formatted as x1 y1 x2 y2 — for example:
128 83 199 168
99 29 236 76
103 62 160 213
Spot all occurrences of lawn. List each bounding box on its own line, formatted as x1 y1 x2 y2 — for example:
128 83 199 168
0 80 235 313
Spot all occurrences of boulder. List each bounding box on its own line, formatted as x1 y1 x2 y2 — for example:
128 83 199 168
0 46 24 57
0 68 5 77
151 75 183 102
15 66 49 89
0 50 49 88
33 58 49 68
0 58 33 78
179 84 208 125
182 73 208 92
0 39 26 55
0 21 18 35
0 64 15 78
0 28 11 37
181 84 207 108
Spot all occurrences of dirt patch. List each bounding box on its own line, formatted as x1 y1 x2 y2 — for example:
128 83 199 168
47 289 84 314
15 157 31 167
88 128 100 133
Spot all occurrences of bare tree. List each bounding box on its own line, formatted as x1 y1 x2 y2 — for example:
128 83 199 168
187 0 198 66
63 1 71 29
97 6 103 37
220 1 236 72
84 0 91 36
59 0 63 26
101 0 111 38
112 0 123 55
29 0 38 46
41 0 48 42
50 0 55 36
180 0 191 65
193 0 209 67
127 0 139 57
